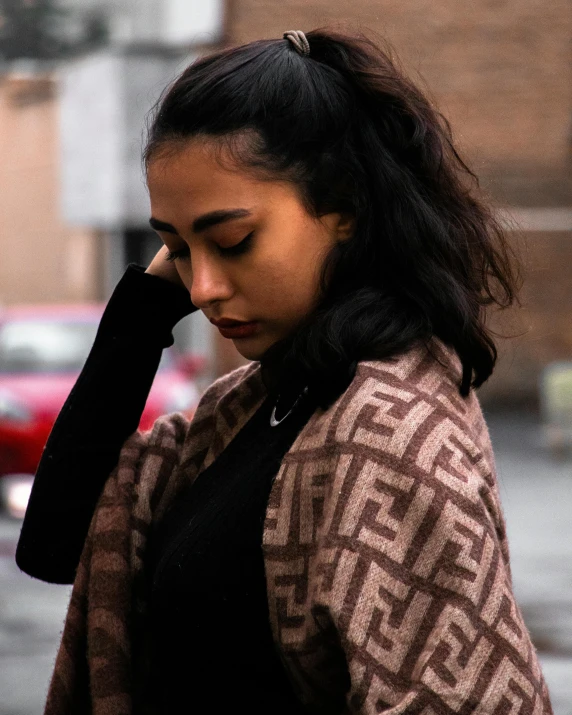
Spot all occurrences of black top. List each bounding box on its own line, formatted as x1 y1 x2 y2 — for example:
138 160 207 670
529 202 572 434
146 374 315 714
16 264 319 714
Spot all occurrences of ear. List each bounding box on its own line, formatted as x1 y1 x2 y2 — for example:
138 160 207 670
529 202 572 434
335 212 355 242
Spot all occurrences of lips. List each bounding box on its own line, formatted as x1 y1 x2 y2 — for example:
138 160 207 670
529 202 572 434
212 320 259 339
210 318 252 328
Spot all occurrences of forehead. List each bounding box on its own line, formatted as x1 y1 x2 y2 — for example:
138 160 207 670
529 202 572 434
146 138 270 213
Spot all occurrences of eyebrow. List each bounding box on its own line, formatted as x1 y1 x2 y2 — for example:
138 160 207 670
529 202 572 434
149 208 253 235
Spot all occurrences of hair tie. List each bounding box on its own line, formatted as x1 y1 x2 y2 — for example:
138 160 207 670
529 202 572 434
283 30 310 56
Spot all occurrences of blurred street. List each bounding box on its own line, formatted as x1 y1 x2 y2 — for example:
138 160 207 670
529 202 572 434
484 411 572 715
0 411 570 714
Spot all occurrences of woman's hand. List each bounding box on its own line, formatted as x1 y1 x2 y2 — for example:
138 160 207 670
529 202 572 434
145 246 187 290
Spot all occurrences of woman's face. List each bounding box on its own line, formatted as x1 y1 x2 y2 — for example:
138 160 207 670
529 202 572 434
146 137 353 361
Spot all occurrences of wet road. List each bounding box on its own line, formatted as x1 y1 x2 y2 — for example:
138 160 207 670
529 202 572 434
0 411 571 714
485 411 572 715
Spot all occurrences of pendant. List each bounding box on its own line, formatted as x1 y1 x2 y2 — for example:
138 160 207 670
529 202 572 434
269 386 309 427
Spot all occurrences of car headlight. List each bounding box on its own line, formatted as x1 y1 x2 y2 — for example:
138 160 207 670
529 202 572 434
1 474 34 519
0 390 32 423
165 383 199 414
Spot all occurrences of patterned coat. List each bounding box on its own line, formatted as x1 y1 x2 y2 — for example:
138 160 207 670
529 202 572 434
45 340 552 715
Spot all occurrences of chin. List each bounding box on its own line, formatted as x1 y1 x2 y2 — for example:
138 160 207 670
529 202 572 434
232 338 269 362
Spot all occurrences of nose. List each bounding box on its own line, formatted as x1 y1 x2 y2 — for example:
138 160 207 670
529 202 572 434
187 253 233 309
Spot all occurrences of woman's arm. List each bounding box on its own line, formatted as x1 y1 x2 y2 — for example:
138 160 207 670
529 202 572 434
15 262 197 584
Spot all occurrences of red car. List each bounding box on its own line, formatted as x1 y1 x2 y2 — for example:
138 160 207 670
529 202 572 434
0 303 205 517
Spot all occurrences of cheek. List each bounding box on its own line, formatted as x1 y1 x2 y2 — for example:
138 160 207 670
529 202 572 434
249 245 325 317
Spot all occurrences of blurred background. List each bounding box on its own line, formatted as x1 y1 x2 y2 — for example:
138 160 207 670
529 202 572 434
0 0 571 713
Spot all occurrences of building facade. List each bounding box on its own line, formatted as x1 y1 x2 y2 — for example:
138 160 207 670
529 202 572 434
0 71 101 306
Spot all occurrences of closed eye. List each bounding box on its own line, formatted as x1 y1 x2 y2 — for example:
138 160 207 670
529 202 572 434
165 245 190 262
218 231 254 257
164 232 254 262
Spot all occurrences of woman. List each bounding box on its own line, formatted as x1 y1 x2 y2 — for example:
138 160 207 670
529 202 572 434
17 29 552 715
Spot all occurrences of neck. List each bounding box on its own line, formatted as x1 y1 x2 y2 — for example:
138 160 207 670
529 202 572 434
258 335 307 402
259 339 291 397
259 337 359 412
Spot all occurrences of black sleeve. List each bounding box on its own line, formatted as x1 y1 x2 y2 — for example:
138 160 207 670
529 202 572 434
15 264 198 585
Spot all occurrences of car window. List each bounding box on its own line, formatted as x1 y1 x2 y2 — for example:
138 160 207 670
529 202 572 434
0 318 174 374
0 320 99 373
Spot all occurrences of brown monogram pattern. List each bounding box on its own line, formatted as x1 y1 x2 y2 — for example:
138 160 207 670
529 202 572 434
263 343 551 713
45 341 552 714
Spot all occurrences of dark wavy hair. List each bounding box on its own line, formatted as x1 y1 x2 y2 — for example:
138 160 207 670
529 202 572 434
145 28 518 406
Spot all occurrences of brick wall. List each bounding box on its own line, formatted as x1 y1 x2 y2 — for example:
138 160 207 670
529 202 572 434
479 230 572 408
226 0 572 201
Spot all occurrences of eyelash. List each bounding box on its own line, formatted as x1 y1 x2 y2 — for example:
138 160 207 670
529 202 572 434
165 232 254 262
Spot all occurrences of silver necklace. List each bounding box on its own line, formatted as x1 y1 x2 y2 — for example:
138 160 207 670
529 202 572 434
269 386 309 427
